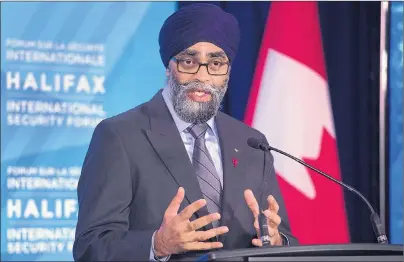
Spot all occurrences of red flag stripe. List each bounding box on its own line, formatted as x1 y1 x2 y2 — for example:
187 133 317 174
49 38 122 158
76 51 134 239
245 2 328 126
265 2 327 79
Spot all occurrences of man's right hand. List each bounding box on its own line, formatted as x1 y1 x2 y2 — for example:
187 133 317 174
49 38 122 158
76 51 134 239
154 187 228 257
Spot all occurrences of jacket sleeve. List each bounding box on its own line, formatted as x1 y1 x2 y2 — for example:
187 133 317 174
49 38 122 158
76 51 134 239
73 120 155 261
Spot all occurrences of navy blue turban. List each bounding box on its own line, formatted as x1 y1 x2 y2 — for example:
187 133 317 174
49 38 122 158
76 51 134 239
159 4 240 68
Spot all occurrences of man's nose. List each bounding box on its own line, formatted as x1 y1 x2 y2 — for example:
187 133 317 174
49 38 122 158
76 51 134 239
194 65 212 83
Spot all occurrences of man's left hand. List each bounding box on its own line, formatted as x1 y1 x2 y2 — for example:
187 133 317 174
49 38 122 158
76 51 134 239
244 189 283 247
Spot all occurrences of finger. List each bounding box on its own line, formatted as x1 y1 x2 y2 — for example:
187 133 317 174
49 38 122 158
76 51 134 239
253 219 259 231
252 238 263 247
267 195 279 213
268 227 278 238
165 187 185 217
187 213 221 232
191 226 229 242
268 229 282 246
178 199 207 221
253 219 260 237
244 189 259 218
263 209 281 227
182 241 224 251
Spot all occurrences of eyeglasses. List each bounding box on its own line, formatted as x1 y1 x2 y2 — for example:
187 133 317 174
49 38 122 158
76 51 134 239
172 57 230 76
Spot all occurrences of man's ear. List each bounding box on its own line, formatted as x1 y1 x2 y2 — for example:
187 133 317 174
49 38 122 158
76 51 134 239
165 61 172 77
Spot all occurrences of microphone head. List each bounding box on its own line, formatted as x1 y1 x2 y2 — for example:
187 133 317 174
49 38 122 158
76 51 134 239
247 137 264 150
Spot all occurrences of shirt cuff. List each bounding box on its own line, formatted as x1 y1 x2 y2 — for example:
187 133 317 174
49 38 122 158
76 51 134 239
150 231 171 261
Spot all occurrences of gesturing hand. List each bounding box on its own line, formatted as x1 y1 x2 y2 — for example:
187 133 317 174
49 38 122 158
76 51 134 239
244 189 283 247
154 187 229 257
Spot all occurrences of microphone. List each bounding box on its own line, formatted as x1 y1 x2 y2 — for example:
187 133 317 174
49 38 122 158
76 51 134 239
258 211 270 246
247 137 388 244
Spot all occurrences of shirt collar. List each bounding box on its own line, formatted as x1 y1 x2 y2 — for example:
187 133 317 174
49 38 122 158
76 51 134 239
161 86 218 137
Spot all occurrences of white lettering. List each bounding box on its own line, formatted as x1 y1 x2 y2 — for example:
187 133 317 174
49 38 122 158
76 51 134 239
7 177 78 190
41 199 54 219
7 199 21 218
7 72 20 89
7 227 76 241
6 72 106 94
93 76 105 94
8 241 66 254
23 72 38 91
64 199 77 218
40 73 52 92
76 75 91 94
24 199 40 218
7 114 65 127
7 199 77 219
54 74 61 92
63 74 75 92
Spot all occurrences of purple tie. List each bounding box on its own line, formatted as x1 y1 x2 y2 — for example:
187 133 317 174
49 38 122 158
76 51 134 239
187 123 222 226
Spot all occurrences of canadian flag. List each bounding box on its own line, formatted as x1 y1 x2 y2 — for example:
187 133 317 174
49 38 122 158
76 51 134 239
245 2 350 244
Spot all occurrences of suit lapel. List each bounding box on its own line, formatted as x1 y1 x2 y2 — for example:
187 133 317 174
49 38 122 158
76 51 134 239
215 112 248 244
144 91 213 230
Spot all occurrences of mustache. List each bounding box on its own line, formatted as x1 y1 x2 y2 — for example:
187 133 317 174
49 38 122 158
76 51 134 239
179 80 219 94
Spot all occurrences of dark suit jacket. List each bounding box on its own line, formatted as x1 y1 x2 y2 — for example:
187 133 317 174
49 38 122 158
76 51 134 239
73 90 298 261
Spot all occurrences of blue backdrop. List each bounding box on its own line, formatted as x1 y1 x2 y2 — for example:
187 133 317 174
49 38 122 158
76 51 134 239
388 1 403 244
1 2 176 261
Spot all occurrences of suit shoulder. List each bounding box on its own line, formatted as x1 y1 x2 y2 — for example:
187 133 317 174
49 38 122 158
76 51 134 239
217 112 265 138
95 101 149 133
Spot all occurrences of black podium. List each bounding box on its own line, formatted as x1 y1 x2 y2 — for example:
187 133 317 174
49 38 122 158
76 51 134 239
195 244 403 262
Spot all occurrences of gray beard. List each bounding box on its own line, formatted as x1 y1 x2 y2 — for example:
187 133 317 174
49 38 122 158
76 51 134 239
167 72 228 124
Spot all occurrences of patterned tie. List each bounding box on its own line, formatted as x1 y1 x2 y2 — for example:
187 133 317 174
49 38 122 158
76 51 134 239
187 123 222 227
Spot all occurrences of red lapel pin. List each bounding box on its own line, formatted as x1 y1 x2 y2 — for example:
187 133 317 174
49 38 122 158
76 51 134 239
232 158 238 168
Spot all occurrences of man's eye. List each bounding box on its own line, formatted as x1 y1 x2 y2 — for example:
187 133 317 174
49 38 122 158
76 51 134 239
180 59 195 66
211 61 223 67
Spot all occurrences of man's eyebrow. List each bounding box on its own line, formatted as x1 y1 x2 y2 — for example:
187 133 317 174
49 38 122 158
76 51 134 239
208 51 227 59
177 49 199 56
177 50 227 59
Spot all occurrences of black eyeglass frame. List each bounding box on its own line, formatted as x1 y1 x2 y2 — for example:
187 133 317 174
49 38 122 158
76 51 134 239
172 57 230 76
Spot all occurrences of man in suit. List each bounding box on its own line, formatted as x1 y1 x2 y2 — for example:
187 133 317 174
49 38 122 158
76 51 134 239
73 3 298 261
